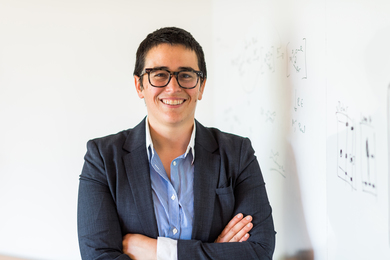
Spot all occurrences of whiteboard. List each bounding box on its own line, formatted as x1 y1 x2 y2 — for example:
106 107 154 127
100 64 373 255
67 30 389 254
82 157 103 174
211 0 390 259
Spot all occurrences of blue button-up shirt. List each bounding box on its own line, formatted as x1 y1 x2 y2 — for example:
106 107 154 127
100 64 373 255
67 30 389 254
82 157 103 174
146 120 195 240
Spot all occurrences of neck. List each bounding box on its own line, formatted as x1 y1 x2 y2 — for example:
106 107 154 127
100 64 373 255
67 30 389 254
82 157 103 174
147 117 194 154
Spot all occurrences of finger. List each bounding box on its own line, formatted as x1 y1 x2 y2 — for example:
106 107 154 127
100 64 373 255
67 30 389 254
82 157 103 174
225 215 252 242
239 232 250 242
229 221 253 242
219 215 252 243
218 213 244 238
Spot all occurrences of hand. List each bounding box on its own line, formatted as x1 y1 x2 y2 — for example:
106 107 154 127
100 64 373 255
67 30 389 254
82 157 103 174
214 213 253 243
122 233 157 260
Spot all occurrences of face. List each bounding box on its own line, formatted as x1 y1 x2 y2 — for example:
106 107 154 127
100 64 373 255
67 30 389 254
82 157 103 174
134 43 206 128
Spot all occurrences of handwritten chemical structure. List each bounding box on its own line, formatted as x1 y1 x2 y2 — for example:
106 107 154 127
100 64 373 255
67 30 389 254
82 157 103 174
287 38 307 80
335 102 377 196
231 37 261 75
359 115 377 196
292 119 306 134
269 150 286 178
260 45 284 74
230 37 262 93
294 89 304 112
292 89 306 134
261 46 275 73
230 36 285 93
260 107 276 123
336 110 356 189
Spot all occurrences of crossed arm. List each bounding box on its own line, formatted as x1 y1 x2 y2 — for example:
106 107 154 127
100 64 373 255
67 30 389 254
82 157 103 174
122 213 254 259
78 138 275 259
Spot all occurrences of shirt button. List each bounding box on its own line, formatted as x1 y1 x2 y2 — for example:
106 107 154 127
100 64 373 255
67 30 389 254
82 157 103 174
173 228 178 235
173 161 177 166
171 194 176 200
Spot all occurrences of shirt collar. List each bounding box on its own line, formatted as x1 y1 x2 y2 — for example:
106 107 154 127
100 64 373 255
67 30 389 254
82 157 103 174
145 117 196 164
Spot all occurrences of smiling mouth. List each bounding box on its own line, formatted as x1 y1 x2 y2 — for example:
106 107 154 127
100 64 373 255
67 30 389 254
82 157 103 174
161 99 185 105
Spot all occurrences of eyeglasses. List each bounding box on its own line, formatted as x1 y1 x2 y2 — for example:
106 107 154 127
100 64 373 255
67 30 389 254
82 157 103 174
140 68 204 89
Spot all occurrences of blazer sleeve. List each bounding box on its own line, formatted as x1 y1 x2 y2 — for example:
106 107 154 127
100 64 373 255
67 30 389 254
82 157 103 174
77 139 131 260
177 138 276 260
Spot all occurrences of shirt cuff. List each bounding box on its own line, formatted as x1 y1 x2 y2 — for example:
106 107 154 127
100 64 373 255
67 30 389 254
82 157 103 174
157 237 178 260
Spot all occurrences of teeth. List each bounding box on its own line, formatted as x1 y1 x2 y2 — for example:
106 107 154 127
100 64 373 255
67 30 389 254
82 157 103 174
162 99 184 105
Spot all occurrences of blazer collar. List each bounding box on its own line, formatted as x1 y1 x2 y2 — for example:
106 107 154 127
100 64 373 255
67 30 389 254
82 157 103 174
122 117 146 153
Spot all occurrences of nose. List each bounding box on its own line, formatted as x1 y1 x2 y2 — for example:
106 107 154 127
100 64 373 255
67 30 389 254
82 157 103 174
165 74 181 92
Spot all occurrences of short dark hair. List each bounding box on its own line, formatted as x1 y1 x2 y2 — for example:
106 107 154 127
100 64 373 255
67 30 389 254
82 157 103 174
133 27 207 82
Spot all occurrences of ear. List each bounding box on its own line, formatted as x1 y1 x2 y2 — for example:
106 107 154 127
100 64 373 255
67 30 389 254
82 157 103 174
197 78 206 101
134 75 144 99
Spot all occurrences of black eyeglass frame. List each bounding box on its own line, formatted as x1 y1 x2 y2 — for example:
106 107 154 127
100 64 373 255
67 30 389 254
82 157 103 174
140 68 204 89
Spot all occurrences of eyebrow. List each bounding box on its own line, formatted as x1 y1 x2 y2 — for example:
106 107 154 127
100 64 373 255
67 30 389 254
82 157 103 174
178 66 196 71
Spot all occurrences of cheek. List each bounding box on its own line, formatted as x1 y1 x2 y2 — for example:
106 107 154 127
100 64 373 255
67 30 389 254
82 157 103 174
187 89 202 101
145 87 162 99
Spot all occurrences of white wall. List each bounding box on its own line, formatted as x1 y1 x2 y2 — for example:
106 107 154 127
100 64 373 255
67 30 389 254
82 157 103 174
0 1 213 259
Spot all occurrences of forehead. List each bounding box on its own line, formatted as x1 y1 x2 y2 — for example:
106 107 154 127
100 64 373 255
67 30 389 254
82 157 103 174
144 43 199 70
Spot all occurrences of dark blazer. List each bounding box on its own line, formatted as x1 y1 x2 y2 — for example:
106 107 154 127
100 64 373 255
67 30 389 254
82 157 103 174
78 118 275 259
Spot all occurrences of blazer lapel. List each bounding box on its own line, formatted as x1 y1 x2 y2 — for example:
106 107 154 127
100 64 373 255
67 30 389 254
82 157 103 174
123 118 159 238
192 121 220 241
121 119 221 240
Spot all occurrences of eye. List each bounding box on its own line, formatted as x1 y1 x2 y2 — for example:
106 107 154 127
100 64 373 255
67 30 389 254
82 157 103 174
151 70 169 80
179 71 196 80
